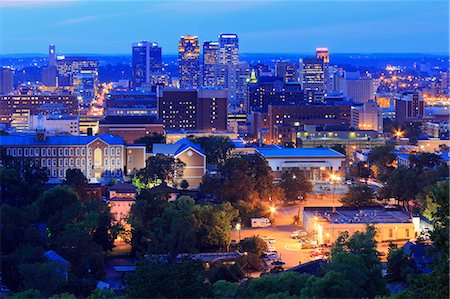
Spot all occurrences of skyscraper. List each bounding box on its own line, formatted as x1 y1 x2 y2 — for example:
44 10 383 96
299 57 325 101
132 41 162 89
316 48 330 91
42 44 57 86
202 41 219 87
218 34 239 65
0 67 14 95
178 35 201 89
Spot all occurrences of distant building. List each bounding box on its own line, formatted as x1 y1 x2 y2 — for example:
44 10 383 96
316 48 330 91
28 114 79 135
0 67 14 95
132 41 162 89
44 250 70 281
299 57 325 101
218 33 239 65
165 130 238 144
351 101 383 132
343 78 375 103
98 116 164 143
42 44 57 86
202 41 219 87
275 61 298 83
0 94 78 132
151 138 206 189
157 88 227 132
0 133 146 183
256 147 346 182
105 91 157 117
178 35 201 89
396 91 424 123
56 56 98 87
247 77 304 112
302 206 415 246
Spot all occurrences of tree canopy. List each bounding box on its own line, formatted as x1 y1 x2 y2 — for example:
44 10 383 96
340 185 375 207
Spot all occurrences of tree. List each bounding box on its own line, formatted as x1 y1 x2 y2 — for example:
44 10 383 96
367 145 396 179
18 262 66 297
301 271 359 298
180 179 189 190
328 226 388 298
379 167 420 206
10 289 42 299
349 161 370 181
208 264 244 284
386 244 415 282
239 236 267 257
63 168 89 200
194 202 239 251
134 133 165 152
279 169 313 202
409 152 443 172
212 280 238 299
188 136 234 165
126 260 212 298
340 185 375 207
135 154 185 187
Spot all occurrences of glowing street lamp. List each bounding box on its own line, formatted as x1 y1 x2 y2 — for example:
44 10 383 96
394 129 404 139
235 222 241 242
270 206 277 214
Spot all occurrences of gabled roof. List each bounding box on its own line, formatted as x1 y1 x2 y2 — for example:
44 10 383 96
256 147 345 158
149 182 180 194
44 250 70 267
152 138 205 156
0 134 124 146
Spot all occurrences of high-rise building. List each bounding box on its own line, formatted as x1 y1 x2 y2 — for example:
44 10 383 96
228 62 250 112
343 77 375 103
157 88 227 131
218 34 239 65
395 91 424 123
202 41 219 87
0 67 14 95
132 41 162 89
316 48 330 91
299 58 325 101
42 44 57 86
178 35 201 89
275 61 298 83
49 44 56 67
351 101 383 132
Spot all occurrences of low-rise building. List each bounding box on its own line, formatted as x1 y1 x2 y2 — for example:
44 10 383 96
108 182 137 225
302 206 415 246
165 130 238 144
0 132 146 183
151 138 206 189
256 147 346 181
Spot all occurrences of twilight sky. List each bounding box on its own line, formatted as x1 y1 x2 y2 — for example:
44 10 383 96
0 0 448 55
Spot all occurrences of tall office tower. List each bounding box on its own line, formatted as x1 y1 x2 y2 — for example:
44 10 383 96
275 61 298 83
299 57 325 101
49 44 56 67
132 41 162 90
228 62 250 112
351 101 383 132
178 35 201 89
202 41 219 87
218 33 239 65
395 91 424 123
316 48 330 91
42 44 58 86
157 88 227 131
0 67 14 95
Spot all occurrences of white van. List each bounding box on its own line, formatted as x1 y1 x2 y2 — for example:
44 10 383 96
251 218 272 228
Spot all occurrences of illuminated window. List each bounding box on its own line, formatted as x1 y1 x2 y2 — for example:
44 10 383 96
94 148 102 167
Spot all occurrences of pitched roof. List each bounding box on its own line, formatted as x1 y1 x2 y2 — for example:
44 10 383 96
0 134 124 146
256 147 345 158
152 138 205 156
149 183 180 194
44 250 70 266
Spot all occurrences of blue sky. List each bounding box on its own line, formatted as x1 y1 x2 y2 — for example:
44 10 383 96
0 0 448 54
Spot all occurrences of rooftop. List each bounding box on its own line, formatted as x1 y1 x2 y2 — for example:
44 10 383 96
152 138 205 156
108 182 137 193
304 206 412 224
0 133 124 146
256 147 345 158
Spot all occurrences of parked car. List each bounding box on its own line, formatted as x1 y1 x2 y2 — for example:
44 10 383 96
291 230 308 239
268 238 276 244
267 253 280 260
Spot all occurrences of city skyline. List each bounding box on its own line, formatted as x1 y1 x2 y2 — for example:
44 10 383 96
1 0 449 55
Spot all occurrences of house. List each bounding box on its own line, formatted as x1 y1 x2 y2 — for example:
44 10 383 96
151 138 206 189
44 250 70 281
403 242 434 274
107 182 136 226
148 182 180 201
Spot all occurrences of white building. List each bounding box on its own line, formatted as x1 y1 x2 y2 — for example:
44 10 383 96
256 147 346 181
28 114 79 135
351 101 383 132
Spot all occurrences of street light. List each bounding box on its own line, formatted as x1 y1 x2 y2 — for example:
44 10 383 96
270 206 277 214
235 223 241 242
330 173 340 213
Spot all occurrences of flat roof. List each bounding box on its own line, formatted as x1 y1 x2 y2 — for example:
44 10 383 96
256 148 345 158
304 206 412 224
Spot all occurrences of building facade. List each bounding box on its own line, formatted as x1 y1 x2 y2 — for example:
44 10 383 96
157 88 227 131
202 41 219 88
98 116 164 143
0 133 146 183
275 61 298 83
132 41 162 89
178 35 201 89
299 58 325 101
351 101 383 132
0 67 14 95
56 56 98 87
396 91 424 123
